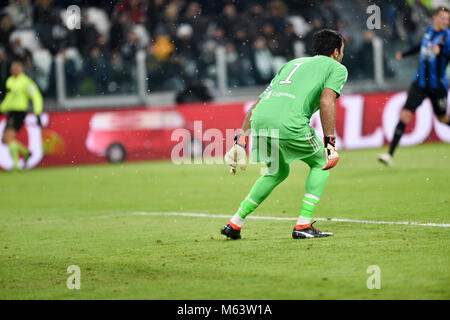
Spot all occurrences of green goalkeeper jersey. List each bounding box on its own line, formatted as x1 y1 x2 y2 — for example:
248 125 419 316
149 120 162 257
251 55 348 139
0 73 43 115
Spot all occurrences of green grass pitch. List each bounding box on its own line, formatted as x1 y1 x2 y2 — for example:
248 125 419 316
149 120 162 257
0 143 449 299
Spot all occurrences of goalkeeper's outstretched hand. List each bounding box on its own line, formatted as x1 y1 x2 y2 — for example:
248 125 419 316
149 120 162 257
224 134 247 175
322 135 339 170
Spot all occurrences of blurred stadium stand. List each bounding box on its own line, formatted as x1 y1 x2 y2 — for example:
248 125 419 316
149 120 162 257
0 0 448 110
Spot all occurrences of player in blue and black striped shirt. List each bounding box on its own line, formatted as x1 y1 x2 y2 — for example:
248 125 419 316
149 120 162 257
379 6 450 166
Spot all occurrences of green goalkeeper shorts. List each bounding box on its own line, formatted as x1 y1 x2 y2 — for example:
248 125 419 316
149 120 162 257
251 127 325 165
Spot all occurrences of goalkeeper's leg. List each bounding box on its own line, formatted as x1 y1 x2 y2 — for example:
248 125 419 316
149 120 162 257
223 153 290 236
295 153 329 227
291 151 334 239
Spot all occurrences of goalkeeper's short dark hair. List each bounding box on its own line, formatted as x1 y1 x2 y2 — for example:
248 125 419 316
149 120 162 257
312 29 344 57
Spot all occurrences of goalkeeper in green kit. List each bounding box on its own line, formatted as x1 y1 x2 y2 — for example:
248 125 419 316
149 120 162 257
223 30 347 239
1 59 43 171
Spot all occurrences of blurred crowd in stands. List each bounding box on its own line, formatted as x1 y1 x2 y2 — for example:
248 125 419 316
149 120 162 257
0 0 444 101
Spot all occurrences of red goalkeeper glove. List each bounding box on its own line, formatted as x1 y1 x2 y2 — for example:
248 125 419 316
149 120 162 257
322 135 339 170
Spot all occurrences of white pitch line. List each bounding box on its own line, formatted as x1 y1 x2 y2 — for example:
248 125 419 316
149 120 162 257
131 212 450 228
1 212 449 228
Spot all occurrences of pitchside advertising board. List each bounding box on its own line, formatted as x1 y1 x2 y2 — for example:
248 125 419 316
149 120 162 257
0 90 449 170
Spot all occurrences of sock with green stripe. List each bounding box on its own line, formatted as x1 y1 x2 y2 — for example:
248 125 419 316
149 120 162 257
228 152 291 230
229 196 260 230
295 194 320 228
295 152 330 229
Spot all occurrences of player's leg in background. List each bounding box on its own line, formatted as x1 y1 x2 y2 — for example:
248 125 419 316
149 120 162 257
437 114 450 125
226 145 290 231
379 82 425 165
294 151 329 228
2 127 20 171
2 113 31 171
429 86 450 126
389 108 414 156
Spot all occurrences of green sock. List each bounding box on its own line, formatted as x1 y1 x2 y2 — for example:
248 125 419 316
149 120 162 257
15 140 29 156
8 141 20 170
236 196 260 219
238 154 291 217
297 151 330 224
299 194 319 220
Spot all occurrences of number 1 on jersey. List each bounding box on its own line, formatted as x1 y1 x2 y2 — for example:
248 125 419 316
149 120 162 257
279 62 304 85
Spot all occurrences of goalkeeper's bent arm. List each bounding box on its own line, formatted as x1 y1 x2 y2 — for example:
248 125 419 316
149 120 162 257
240 98 260 135
319 88 336 137
319 88 339 170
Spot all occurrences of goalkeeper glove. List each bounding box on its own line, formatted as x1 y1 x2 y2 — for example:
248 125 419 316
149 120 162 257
322 135 339 170
224 134 247 175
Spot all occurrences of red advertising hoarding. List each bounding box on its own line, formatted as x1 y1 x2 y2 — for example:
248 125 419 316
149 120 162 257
0 91 448 170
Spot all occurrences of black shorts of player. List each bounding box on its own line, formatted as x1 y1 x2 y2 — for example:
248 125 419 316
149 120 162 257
6 111 27 131
404 81 448 116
